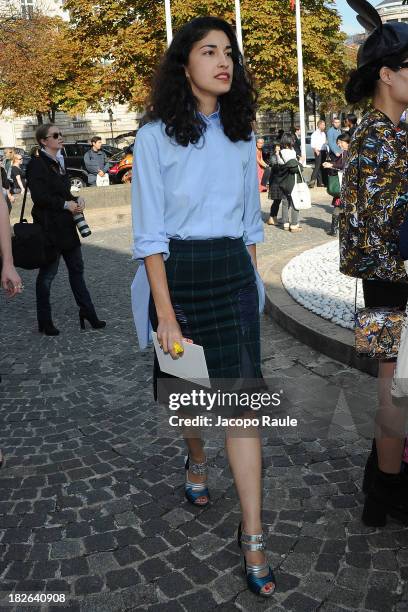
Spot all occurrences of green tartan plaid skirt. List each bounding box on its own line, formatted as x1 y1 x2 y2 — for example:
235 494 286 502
149 237 263 391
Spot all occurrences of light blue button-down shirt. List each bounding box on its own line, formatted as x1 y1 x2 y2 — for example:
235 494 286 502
131 108 264 349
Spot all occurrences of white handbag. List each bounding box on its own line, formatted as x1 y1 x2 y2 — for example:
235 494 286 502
96 173 110 187
291 166 311 211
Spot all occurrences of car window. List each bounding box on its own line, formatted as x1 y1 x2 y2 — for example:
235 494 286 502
63 144 80 156
79 144 90 156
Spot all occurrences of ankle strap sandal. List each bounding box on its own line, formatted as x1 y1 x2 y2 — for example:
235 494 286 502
237 522 276 597
184 455 210 507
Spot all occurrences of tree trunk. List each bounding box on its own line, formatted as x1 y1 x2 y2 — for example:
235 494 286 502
312 92 317 130
36 111 43 125
47 107 56 123
290 109 295 130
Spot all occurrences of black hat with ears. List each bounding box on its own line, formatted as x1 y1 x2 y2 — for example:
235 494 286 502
347 0 408 69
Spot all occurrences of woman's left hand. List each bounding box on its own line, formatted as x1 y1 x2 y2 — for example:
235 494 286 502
77 197 85 210
1 263 23 297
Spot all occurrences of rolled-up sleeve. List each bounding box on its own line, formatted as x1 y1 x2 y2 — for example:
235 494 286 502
243 135 264 245
131 125 169 261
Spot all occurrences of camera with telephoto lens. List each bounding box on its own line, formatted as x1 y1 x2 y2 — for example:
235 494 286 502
73 212 91 237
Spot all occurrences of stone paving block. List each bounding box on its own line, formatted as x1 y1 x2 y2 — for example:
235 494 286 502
139 557 171 582
106 567 140 590
78 592 125 612
87 552 119 575
156 571 193 598
50 541 82 560
364 587 399 612
367 570 399 592
299 572 333 600
179 589 220 611
212 572 244 602
60 557 89 577
282 592 321 612
327 586 365 609
162 508 195 529
31 560 60 580
371 550 398 571
191 533 225 559
281 553 314 576
74 575 104 596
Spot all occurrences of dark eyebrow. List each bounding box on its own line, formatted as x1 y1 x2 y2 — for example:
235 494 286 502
199 44 233 50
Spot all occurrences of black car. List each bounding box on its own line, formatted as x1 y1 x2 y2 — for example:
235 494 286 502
61 142 121 189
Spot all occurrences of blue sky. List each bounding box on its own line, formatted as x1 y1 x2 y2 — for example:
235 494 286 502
335 0 377 34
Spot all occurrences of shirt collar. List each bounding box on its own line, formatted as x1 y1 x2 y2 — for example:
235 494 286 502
198 103 221 126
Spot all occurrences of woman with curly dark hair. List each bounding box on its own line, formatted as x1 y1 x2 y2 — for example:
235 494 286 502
132 16 275 597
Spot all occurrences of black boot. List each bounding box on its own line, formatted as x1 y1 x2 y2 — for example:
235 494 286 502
362 439 378 494
38 321 60 336
362 470 408 527
362 439 408 493
79 309 106 330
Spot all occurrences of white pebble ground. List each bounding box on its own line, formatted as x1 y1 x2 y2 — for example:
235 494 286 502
281 240 364 329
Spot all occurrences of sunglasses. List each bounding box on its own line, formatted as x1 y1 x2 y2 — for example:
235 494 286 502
397 62 408 70
45 132 63 140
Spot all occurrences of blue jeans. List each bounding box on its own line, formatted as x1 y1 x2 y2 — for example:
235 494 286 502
36 246 95 323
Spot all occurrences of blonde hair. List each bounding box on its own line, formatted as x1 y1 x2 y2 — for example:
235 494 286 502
12 153 22 164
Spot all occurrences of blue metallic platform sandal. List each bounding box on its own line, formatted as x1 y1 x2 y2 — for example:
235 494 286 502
184 455 210 507
237 522 276 597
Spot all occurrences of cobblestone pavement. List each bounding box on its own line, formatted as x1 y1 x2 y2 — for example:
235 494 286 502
0 193 407 612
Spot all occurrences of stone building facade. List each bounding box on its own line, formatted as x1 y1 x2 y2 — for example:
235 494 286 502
376 0 408 24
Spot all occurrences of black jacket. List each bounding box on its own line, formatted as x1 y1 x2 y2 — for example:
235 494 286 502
278 158 303 195
27 151 80 252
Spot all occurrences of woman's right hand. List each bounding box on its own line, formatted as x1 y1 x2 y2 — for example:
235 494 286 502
157 314 184 359
66 201 82 214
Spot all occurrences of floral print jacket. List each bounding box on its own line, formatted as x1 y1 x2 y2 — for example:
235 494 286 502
339 110 408 281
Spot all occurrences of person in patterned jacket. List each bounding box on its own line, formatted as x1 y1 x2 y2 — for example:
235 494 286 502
341 0 408 529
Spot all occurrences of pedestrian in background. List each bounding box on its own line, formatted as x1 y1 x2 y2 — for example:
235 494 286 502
132 16 275 598
0 188 23 468
293 125 302 159
256 138 268 192
10 152 26 195
3 148 15 181
84 137 109 186
340 4 408 527
28 124 106 336
308 119 326 188
278 133 303 233
346 113 358 138
267 142 284 225
327 116 342 158
323 132 350 236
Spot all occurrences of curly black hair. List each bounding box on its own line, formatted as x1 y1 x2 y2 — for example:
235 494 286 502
146 16 257 146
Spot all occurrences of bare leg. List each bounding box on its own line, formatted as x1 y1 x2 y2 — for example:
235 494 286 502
376 361 406 473
225 425 274 595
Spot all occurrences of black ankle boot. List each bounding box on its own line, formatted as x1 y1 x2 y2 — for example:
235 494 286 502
79 309 106 330
362 439 378 494
38 321 60 336
362 470 408 527
362 439 408 493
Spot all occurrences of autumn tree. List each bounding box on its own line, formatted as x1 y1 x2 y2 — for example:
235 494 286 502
64 0 348 115
0 10 102 123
